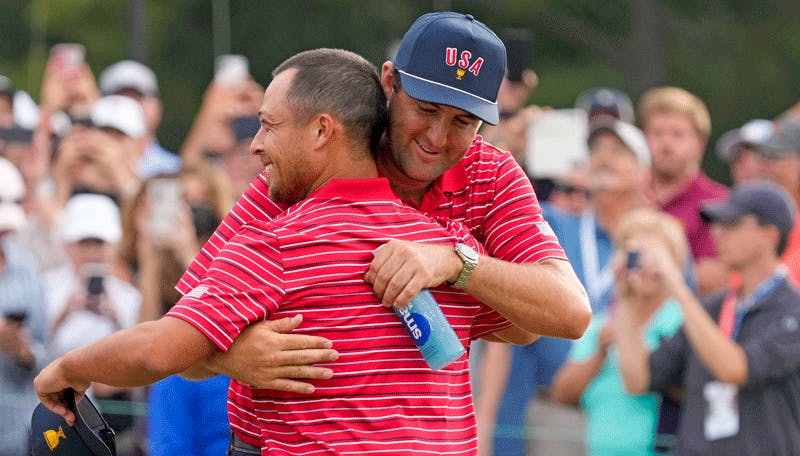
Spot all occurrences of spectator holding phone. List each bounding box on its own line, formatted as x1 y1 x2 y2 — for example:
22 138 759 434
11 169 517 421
99 60 182 178
551 208 687 456
116 164 232 455
616 181 800 455
0 157 50 455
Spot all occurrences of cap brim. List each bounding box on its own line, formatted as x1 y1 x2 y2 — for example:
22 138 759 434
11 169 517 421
398 72 499 125
700 201 744 224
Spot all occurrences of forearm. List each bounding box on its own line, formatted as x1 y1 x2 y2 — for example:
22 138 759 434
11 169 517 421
178 359 218 381
463 257 590 339
673 284 748 385
551 353 605 405
56 319 214 387
616 305 651 394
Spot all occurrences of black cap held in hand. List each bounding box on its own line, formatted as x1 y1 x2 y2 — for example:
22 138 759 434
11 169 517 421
30 388 116 456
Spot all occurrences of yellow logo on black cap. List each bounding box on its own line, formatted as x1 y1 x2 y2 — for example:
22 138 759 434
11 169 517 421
44 426 67 451
456 68 465 80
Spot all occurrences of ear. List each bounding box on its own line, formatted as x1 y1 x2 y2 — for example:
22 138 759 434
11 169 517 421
381 61 395 99
309 113 336 151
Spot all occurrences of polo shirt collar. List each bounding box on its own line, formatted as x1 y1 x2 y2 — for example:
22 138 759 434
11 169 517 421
309 177 397 201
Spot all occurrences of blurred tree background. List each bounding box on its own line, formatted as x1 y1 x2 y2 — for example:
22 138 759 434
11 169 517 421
1 0 799 183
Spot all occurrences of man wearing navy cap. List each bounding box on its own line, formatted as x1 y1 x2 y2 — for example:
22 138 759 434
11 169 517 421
616 180 800 455
174 10 589 455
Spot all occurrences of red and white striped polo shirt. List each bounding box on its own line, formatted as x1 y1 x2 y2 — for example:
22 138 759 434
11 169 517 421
176 136 567 447
169 177 508 454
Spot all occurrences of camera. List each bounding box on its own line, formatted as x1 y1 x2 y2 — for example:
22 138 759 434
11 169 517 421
3 310 27 325
626 251 640 269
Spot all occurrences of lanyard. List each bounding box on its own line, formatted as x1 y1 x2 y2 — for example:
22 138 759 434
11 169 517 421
579 211 613 307
718 268 786 340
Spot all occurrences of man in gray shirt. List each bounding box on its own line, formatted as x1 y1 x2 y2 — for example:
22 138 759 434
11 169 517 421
616 180 800 455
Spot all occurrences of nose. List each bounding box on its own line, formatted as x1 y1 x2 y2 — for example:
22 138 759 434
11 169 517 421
426 117 448 149
250 129 264 156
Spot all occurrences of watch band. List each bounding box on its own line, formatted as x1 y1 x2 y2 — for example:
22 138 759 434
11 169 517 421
451 243 478 289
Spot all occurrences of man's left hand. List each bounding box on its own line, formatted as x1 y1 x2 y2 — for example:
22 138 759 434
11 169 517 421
365 240 462 308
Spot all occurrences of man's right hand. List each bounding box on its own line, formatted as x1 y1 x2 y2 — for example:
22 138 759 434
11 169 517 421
203 314 338 393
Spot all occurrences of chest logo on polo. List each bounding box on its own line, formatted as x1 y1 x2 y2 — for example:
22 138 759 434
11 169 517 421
445 48 484 80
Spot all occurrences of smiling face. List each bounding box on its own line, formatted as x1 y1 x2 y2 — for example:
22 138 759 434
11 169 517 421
378 65 481 191
250 69 319 205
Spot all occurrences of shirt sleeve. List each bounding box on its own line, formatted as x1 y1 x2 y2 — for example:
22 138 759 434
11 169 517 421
479 150 567 264
741 294 800 388
177 174 287 295
167 224 285 352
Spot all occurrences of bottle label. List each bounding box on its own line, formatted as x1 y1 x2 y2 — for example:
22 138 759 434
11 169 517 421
397 306 431 346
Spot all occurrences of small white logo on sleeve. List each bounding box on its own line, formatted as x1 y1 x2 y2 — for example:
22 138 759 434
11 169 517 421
187 285 209 298
535 222 556 237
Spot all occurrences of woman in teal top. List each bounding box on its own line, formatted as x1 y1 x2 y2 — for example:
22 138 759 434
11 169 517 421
552 209 689 455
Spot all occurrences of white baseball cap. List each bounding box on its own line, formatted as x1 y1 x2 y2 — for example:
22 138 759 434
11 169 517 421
0 157 25 233
99 60 159 97
588 118 651 166
91 95 146 139
59 194 121 243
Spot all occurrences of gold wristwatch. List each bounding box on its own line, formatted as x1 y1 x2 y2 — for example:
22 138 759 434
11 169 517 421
450 243 479 289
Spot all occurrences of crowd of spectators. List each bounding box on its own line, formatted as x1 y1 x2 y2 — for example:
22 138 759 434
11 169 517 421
2 34 800 456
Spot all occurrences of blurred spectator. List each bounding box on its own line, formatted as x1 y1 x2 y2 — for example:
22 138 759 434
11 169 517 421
754 118 800 285
43 193 142 454
575 87 636 125
51 95 145 206
616 181 800 455
479 29 541 168
715 119 773 184
547 165 591 216
639 86 729 296
99 60 182 178
0 157 49 455
0 75 16 127
116 165 232 455
484 119 652 456
552 208 687 455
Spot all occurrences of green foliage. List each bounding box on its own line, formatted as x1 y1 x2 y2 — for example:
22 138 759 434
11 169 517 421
0 0 798 184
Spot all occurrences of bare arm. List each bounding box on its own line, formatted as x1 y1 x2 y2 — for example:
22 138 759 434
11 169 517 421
181 314 339 393
670 283 748 385
366 240 590 340
34 316 215 424
551 322 614 404
615 300 652 395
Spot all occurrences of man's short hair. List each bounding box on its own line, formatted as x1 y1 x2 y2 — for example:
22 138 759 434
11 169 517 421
638 86 711 141
273 49 387 154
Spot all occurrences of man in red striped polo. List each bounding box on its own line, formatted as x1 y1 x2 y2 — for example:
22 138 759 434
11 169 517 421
37 47 542 455
180 12 591 454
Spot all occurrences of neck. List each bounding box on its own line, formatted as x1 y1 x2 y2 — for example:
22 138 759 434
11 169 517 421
375 143 430 205
593 189 644 233
738 255 781 297
309 147 378 195
649 166 699 204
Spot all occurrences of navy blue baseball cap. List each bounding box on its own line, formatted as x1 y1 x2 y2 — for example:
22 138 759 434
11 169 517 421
393 12 506 125
700 180 796 237
30 389 116 456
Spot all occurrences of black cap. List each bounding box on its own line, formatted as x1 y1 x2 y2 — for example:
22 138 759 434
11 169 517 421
700 180 796 237
30 389 116 456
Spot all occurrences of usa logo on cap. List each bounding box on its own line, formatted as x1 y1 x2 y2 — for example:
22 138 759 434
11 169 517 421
393 12 507 125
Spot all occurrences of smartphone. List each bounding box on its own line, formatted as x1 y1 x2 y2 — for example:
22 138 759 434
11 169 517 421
3 310 27 325
50 43 85 73
626 251 640 269
232 115 260 142
214 54 249 85
525 108 589 179
147 177 183 238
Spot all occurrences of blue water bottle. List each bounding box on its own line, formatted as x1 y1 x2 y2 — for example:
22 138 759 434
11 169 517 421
394 289 466 370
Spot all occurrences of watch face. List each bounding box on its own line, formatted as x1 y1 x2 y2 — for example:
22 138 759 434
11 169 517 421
456 244 479 263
